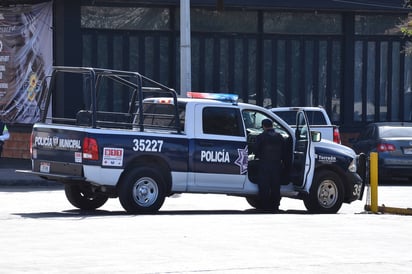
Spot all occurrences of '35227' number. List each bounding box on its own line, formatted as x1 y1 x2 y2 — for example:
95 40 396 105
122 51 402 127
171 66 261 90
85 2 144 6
132 139 164 152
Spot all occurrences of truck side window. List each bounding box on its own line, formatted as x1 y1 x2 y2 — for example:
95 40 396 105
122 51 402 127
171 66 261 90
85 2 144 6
202 107 244 136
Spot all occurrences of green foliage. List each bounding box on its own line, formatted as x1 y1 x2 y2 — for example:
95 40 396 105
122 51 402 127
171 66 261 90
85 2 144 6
401 26 412 36
400 1 412 54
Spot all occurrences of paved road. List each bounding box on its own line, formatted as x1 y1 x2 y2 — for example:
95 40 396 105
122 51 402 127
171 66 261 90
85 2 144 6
0 185 412 274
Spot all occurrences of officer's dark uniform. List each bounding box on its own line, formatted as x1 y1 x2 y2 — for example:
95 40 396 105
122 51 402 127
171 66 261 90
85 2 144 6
0 122 5 157
255 119 285 211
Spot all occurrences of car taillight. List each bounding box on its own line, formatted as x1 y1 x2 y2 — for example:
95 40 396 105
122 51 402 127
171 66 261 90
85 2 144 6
333 127 341 144
377 143 396 152
83 137 99 160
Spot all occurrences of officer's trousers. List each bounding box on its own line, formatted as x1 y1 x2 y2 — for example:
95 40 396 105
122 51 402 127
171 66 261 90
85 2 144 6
258 163 281 209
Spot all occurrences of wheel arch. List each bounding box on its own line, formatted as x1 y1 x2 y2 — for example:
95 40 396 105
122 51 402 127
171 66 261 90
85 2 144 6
120 155 172 194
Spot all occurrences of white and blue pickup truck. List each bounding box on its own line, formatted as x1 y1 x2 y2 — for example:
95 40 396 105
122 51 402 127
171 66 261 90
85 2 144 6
24 66 366 214
271 106 342 144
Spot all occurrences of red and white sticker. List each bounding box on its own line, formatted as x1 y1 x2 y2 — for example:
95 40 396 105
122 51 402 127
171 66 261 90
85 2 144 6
75 152 82 163
102 148 124 167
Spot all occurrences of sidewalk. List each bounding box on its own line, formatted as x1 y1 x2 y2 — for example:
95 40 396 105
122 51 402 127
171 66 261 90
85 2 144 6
0 158 61 187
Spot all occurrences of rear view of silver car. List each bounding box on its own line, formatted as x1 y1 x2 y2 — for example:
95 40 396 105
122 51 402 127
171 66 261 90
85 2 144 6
352 122 412 182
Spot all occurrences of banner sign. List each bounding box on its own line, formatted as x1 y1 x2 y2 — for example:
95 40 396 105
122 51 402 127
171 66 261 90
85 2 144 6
0 2 52 124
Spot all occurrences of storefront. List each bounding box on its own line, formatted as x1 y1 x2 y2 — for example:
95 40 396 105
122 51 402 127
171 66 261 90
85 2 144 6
58 1 412 130
1 0 411 157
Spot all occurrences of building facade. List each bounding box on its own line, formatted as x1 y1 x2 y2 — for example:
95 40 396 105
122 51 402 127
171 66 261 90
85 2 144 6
3 0 412 157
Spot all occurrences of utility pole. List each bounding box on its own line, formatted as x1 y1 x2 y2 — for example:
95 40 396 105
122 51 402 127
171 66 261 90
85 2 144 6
180 0 191 96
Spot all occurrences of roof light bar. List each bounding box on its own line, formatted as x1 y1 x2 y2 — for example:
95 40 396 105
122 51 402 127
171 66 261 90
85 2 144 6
156 98 173 104
187 92 238 103
144 98 173 104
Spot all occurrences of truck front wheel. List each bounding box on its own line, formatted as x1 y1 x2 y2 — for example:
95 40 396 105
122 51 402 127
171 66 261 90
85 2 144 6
304 170 344 214
118 167 166 214
64 184 109 210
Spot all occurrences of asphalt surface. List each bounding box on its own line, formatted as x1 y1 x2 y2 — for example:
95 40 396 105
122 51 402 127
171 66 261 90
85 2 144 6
0 157 59 187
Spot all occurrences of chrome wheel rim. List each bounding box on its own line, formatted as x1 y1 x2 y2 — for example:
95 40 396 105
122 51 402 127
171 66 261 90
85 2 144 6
132 177 159 207
317 179 338 208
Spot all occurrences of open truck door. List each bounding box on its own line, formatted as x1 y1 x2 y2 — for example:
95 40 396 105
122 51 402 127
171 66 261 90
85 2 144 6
292 110 315 190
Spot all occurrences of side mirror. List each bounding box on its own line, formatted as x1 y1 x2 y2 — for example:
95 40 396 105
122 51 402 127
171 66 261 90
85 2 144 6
311 131 321 142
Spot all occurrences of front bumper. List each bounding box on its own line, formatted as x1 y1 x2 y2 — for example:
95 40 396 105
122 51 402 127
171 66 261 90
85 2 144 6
343 153 367 203
344 171 364 202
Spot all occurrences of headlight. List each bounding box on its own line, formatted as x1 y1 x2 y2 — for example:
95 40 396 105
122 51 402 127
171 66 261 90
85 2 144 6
348 158 357 173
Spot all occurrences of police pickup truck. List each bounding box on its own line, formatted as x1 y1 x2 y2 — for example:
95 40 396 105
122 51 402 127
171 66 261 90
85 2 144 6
26 66 365 214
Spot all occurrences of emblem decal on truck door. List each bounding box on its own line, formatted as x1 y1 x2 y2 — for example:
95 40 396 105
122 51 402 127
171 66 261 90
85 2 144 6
234 146 248 174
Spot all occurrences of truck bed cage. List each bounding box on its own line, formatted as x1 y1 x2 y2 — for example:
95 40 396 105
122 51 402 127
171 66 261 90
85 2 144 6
41 66 181 133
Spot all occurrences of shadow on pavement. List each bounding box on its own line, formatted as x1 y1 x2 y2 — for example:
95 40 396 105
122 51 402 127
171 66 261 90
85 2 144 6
14 208 310 218
0 186 63 192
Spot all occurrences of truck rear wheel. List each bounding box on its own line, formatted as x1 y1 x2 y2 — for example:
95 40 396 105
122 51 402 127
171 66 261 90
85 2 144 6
304 170 344 214
118 167 166 214
64 184 108 210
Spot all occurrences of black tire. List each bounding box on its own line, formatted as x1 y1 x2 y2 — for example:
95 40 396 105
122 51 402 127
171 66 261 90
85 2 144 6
64 184 108 210
304 170 344 214
118 167 166 214
246 196 262 209
246 196 277 210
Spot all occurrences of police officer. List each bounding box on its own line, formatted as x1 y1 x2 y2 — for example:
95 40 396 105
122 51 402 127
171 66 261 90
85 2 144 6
0 121 10 157
255 119 285 212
